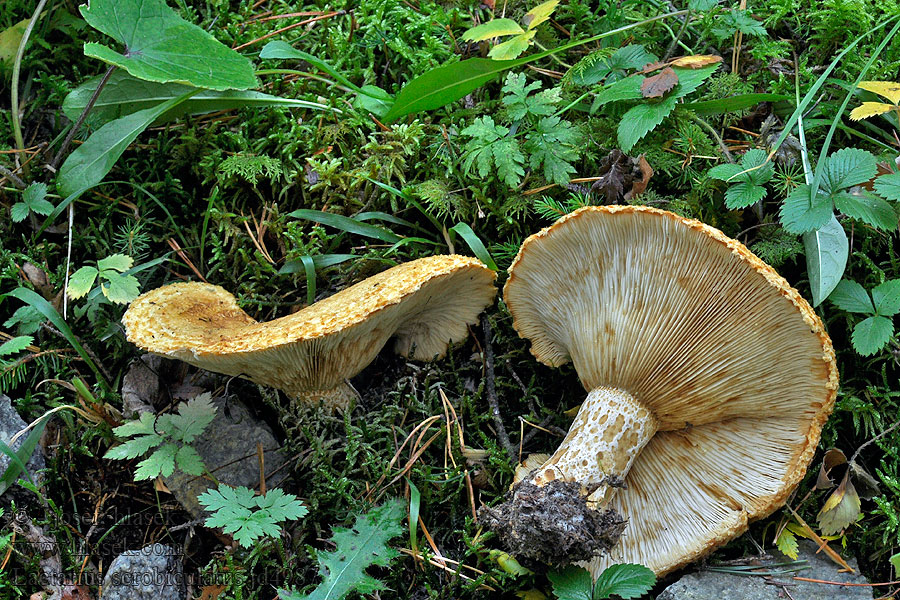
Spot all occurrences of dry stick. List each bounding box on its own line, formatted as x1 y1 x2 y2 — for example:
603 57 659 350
0 164 27 189
48 65 117 174
232 10 345 51
850 418 900 465
481 316 515 460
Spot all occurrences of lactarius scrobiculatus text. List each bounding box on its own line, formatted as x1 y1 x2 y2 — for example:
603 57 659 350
122 255 497 410
494 205 837 575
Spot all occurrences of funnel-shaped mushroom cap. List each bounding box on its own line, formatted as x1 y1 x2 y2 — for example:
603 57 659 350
124 255 496 408
504 205 837 575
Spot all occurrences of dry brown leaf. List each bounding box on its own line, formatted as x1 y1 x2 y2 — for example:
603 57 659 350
640 61 668 74
817 471 861 536
815 448 847 490
641 67 678 98
626 155 654 199
671 54 724 68
198 585 227 600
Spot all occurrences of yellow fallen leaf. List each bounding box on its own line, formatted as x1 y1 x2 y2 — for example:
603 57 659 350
523 0 560 30
857 81 900 104
817 472 861 536
849 102 895 121
671 55 724 68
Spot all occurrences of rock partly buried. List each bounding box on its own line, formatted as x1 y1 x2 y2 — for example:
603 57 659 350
656 540 873 600
478 480 626 568
100 543 185 600
0 394 45 494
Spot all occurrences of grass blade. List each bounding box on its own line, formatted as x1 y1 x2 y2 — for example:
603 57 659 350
287 209 402 243
449 223 498 271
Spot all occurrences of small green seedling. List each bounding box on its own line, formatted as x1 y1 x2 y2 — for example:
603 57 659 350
462 0 559 60
10 183 53 223
708 149 774 209
104 393 216 480
828 279 900 356
549 563 656 600
68 254 141 305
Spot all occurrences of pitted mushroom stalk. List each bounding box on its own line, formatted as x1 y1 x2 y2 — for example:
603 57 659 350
123 255 497 411
494 205 838 576
531 387 657 507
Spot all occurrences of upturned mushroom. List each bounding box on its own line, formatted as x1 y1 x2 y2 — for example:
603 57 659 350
490 205 837 575
123 255 497 410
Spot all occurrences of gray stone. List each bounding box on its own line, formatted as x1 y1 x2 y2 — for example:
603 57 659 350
657 540 873 600
163 396 289 518
100 543 185 600
121 355 164 419
0 394 46 488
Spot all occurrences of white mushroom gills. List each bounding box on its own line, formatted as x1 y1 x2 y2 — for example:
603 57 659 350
531 386 657 507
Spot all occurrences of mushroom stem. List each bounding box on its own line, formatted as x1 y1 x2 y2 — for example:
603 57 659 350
530 387 657 507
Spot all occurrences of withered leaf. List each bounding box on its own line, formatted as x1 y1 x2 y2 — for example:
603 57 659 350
641 67 678 98
849 460 881 499
817 471 861 535
592 149 634 201
625 155 654 200
641 61 668 74
815 447 847 490
671 54 723 69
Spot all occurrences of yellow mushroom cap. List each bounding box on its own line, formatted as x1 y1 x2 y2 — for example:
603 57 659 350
123 255 497 407
504 205 837 575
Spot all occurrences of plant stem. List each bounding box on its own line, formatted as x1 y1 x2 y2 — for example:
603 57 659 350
48 65 117 174
533 41 571 69
11 0 50 179
689 112 733 163
663 10 693 61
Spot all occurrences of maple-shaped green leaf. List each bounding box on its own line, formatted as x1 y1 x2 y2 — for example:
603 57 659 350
134 441 179 480
525 116 579 184
547 565 593 600
833 191 898 231
593 563 656 599
280 499 405 600
619 94 678 152
780 185 834 234
713 9 767 38
829 280 875 314
175 445 205 475
851 315 894 356
872 280 900 316
775 526 799 559
200 485 307 547
80 0 256 91
166 393 216 443
68 266 100 299
461 117 525 187
0 336 33 357
874 172 900 201
501 73 559 119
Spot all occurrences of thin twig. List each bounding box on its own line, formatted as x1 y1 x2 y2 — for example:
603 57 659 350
662 9 692 62
49 65 117 173
482 316 515 459
850 418 900 465
0 164 27 189
232 11 345 51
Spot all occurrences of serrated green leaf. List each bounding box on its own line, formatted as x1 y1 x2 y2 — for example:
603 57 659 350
741 149 774 185
492 139 527 187
175 444 205 475
547 565 593 600
833 191 898 230
829 280 875 314
775 526 799 559
618 95 677 152
282 499 405 600
671 63 721 99
67 266 99 299
593 563 656 599
104 433 164 460
10 203 30 223
256 488 309 521
872 280 900 316
822 148 878 193
135 442 178 480
708 163 744 182
167 393 216 444
725 182 767 209
200 486 306 547
0 336 33 357
100 272 141 304
592 75 644 109
111 411 158 438
22 182 53 216
488 31 535 60
525 116 579 184
780 185 834 234
851 315 894 356
97 254 134 273
874 172 900 201
462 19 524 41
569 45 657 86
803 216 849 307
80 0 256 90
